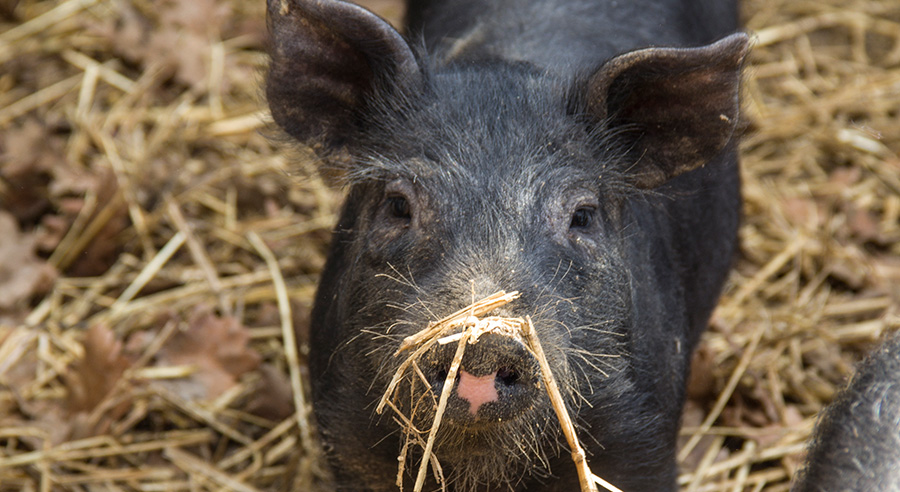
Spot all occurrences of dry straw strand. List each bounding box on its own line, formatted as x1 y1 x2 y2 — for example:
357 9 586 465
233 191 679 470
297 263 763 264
3 0 900 490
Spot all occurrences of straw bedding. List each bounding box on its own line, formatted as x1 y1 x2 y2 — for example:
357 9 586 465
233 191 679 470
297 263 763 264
0 0 897 490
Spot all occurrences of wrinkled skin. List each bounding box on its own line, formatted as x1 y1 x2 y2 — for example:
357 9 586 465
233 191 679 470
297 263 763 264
792 333 900 492
266 0 747 490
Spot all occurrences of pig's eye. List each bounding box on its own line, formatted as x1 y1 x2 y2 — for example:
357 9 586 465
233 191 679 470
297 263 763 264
570 207 594 229
386 195 411 219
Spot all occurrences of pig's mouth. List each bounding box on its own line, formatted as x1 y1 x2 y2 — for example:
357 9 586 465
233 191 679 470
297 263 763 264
425 397 560 489
372 291 580 488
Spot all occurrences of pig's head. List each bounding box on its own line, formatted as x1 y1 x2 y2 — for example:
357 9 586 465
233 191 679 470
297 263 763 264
267 0 747 489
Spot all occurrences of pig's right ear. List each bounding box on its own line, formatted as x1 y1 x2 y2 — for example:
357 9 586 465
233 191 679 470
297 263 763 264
266 0 421 153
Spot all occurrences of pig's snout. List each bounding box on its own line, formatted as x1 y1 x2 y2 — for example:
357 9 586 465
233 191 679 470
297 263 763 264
423 333 542 425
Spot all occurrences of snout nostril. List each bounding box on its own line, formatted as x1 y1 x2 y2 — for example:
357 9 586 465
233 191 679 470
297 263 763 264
431 368 461 390
496 367 519 386
434 369 449 385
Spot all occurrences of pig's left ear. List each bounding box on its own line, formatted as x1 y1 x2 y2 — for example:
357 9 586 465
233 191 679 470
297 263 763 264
586 33 749 189
266 0 421 154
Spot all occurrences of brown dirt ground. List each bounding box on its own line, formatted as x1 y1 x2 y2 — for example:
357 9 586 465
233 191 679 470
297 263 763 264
0 0 898 491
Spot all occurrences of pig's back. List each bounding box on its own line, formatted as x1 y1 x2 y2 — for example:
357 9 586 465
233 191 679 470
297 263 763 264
405 0 739 70
793 333 900 491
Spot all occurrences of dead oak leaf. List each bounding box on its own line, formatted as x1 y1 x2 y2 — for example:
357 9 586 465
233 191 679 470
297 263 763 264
245 364 294 422
159 0 232 37
146 30 211 89
846 206 885 245
90 0 237 90
65 324 133 414
155 308 260 402
0 212 56 318
60 168 129 278
0 327 40 417
0 119 57 224
0 329 72 446
63 324 134 440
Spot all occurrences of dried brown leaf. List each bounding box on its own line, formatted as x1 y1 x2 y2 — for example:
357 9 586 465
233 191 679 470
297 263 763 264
159 0 232 35
155 307 261 401
63 169 129 277
687 343 718 401
781 197 819 229
0 212 56 317
90 0 238 89
846 206 883 244
245 364 295 422
65 324 133 415
0 119 60 224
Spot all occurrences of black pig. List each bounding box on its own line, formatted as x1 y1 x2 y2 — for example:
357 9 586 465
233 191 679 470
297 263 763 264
266 0 748 490
792 333 900 492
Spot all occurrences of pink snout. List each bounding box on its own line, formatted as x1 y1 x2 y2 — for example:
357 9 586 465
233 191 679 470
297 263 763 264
457 370 500 416
423 333 541 424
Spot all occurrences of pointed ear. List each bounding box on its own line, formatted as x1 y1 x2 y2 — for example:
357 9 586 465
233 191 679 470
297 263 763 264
586 33 749 189
266 0 421 154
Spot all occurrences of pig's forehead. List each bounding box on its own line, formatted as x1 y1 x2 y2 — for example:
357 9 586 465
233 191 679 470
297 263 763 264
363 66 616 186
416 67 572 147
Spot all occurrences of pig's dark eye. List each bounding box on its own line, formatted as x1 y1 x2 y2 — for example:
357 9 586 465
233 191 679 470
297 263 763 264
386 195 411 219
570 207 594 229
